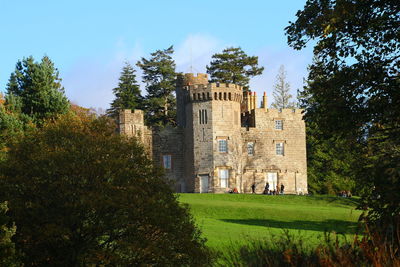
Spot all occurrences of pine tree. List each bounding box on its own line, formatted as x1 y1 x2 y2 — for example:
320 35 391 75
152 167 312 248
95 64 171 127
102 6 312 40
270 65 296 109
107 62 142 119
206 47 264 92
6 56 69 123
136 46 176 126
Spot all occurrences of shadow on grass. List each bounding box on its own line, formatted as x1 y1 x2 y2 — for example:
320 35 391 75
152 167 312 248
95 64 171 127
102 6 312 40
220 218 360 234
309 195 361 207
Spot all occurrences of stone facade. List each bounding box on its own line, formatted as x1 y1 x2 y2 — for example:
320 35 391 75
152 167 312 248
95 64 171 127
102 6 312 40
119 73 308 194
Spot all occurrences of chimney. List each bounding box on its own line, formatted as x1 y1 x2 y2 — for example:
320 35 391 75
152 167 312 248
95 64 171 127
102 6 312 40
253 92 258 109
247 91 252 111
262 92 268 110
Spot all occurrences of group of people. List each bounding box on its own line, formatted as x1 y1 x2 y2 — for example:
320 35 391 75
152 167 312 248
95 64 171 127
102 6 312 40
338 190 352 198
251 182 285 195
227 182 286 194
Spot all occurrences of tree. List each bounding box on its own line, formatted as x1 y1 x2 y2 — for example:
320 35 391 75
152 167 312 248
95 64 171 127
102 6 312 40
270 65 297 109
0 95 33 162
137 46 177 126
6 56 70 123
206 47 264 92
0 202 20 267
107 62 143 119
286 1 399 227
0 114 211 266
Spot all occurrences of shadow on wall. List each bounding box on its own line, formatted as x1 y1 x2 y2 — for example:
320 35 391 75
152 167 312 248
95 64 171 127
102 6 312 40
220 218 361 234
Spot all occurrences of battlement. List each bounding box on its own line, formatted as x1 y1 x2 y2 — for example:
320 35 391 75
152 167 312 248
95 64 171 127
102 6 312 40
183 82 243 92
179 81 243 103
121 109 143 115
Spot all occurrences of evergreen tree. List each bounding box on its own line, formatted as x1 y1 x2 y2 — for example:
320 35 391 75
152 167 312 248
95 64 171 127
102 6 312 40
137 46 176 126
206 47 264 92
6 56 69 123
107 62 142 119
270 65 296 109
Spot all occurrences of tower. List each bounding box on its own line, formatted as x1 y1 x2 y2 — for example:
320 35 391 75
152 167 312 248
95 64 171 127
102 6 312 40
176 73 243 192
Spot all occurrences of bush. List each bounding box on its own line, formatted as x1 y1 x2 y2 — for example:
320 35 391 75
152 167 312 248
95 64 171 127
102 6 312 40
0 114 211 266
218 228 400 267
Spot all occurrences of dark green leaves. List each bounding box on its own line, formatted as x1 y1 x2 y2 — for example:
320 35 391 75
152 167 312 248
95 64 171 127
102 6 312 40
206 47 264 92
107 62 143 119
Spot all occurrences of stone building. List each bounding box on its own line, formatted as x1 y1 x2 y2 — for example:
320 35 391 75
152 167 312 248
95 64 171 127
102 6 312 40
119 73 308 194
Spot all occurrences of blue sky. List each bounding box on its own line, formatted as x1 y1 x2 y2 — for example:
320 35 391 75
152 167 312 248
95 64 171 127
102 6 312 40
0 0 313 109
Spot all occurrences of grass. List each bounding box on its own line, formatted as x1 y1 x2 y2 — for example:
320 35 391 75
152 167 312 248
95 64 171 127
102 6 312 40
178 194 362 252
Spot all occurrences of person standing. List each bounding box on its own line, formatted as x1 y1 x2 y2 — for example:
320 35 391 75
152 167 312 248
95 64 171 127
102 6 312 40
251 183 256 194
264 182 269 194
281 184 285 195
276 184 280 195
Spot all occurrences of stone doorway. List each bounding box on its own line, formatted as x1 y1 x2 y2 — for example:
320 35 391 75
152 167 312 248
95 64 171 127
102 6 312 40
200 175 209 193
266 172 278 191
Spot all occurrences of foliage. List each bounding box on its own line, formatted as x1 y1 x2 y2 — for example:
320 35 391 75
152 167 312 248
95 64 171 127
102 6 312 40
206 47 264 92
107 62 143 119
218 226 400 267
137 46 177 126
286 0 400 226
0 202 20 267
0 96 33 162
305 121 358 195
270 65 297 109
6 56 70 124
298 77 358 195
0 114 211 266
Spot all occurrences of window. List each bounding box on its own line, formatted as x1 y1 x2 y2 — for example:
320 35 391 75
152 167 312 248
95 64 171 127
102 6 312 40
247 142 254 155
275 120 283 130
218 139 228 152
219 169 229 188
276 143 284 155
199 109 208 124
163 155 171 169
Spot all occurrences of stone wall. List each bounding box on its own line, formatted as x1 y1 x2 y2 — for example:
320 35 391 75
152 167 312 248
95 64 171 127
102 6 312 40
152 126 185 192
239 108 308 194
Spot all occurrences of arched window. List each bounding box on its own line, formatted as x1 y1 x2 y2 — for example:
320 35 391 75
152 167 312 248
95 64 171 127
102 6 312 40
214 92 218 100
202 93 206 100
224 92 227 100
228 92 231 100
219 92 222 100
193 93 196 101
198 93 201 100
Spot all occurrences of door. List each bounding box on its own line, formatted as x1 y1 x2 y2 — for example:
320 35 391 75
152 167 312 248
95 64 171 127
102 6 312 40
267 172 277 190
200 175 209 193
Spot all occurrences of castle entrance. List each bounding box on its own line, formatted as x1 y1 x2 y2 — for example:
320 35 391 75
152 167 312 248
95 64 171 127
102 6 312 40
266 172 278 191
200 175 209 193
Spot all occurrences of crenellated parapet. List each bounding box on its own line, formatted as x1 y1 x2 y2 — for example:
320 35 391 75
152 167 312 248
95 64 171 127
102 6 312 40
180 82 243 103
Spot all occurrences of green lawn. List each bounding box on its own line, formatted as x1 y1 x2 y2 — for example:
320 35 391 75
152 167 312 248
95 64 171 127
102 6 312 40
178 194 362 251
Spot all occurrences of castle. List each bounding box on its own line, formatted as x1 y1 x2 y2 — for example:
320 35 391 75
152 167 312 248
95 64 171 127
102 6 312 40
119 73 308 194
